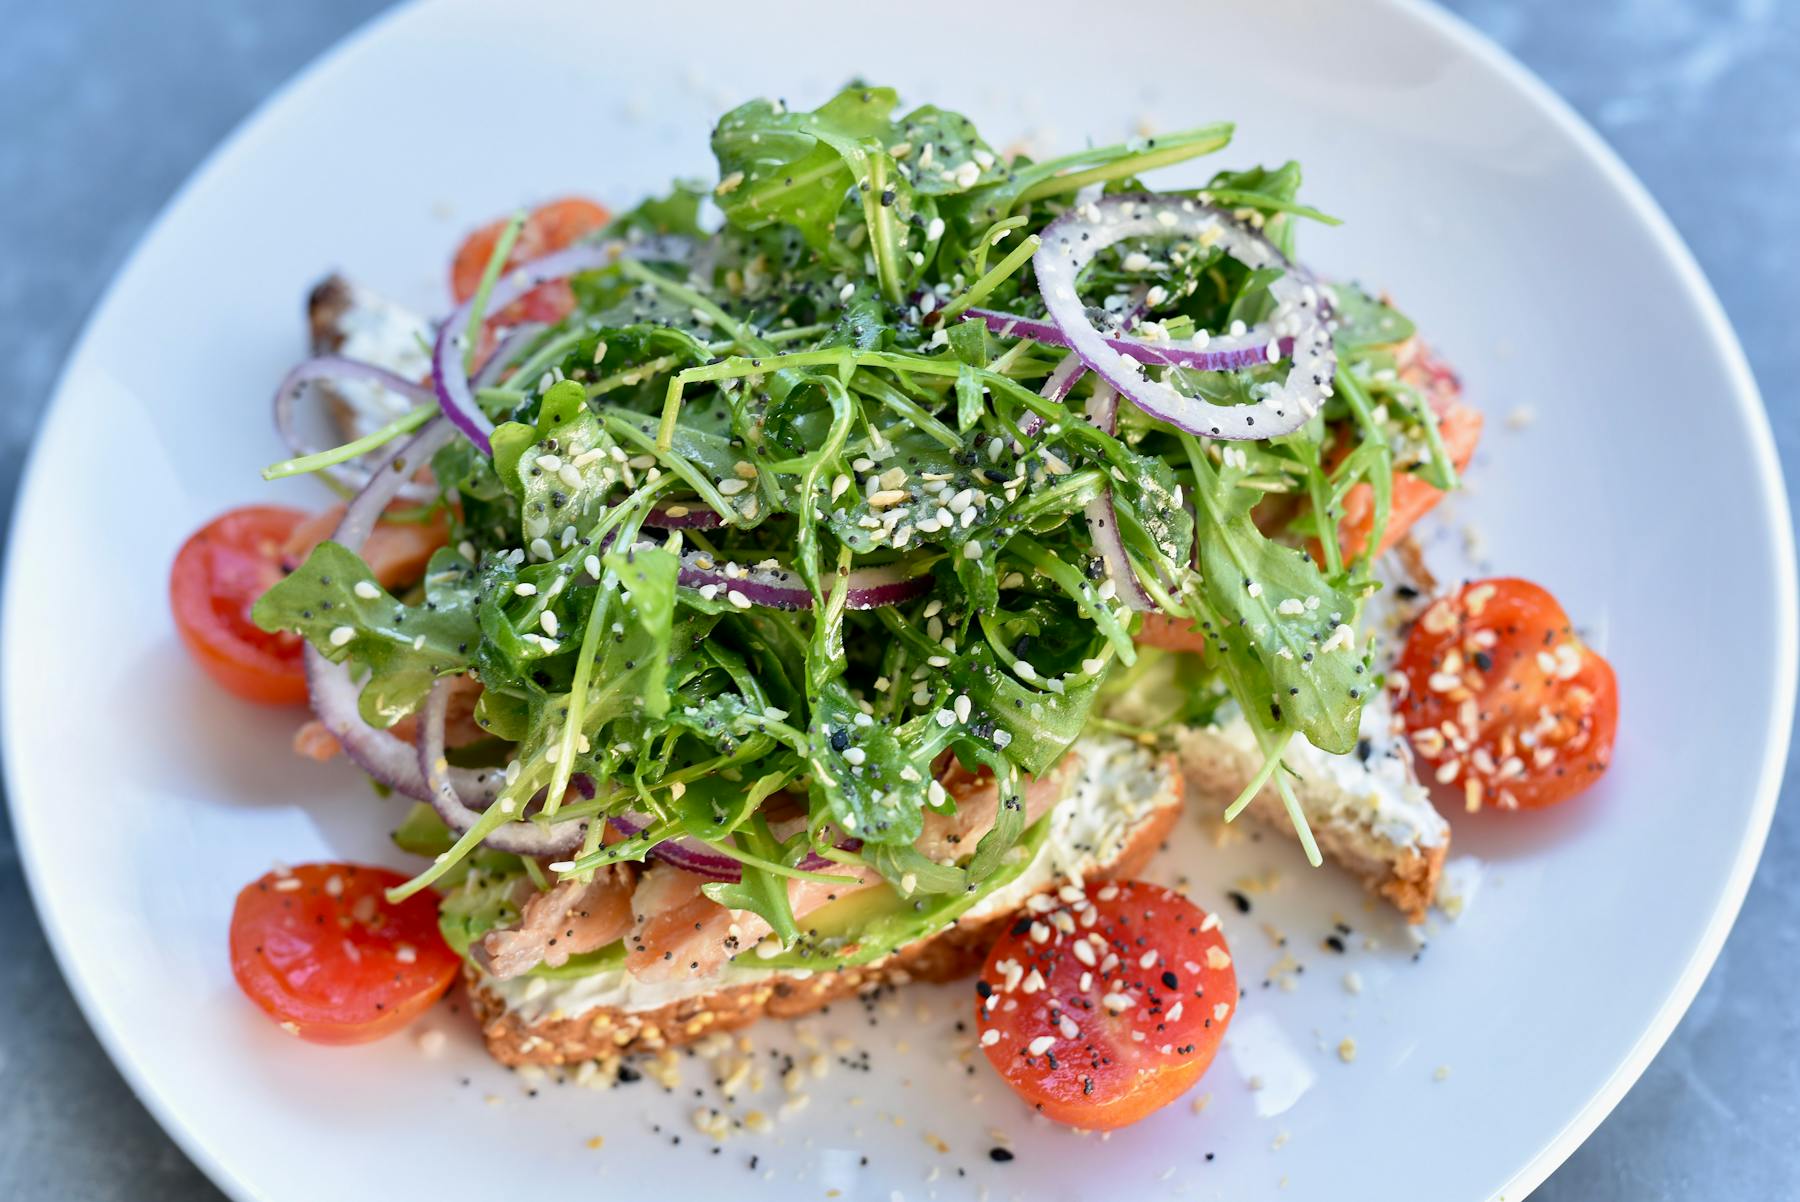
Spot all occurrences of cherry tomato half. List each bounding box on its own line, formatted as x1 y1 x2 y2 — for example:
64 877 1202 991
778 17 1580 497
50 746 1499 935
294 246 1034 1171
976 880 1237 1129
170 506 311 704
229 863 458 1045
1393 577 1618 811
450 197 611 326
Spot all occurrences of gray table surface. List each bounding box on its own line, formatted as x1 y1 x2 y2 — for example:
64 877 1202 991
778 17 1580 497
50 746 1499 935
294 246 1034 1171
2 1 1795 1197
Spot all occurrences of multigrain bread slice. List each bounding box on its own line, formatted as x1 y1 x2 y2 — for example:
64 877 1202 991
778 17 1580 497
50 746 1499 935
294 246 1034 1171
1172 695 1449 922
467 738 1183 1067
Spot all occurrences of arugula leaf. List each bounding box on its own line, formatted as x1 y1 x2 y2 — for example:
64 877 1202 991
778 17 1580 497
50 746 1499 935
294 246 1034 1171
806 678 932 844
711 87 896 248
604 182 709 240
1204 161 1341 226
1329 282 1416 350
1183 439 1371 754
252 544 478 727
699 815 799 944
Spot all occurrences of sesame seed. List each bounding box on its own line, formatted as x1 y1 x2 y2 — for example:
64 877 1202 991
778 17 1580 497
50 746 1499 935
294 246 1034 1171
328 626 355 647
727 590 752 609
353 580 380 600
1026 1035 1056 1057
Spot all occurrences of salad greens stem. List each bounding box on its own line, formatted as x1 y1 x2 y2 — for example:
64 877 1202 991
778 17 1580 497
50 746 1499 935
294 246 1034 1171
586 354 683 398
461 213 525 372
1223 728 1294 820
936 234 1041 325
260 402 434 481
969 216 1030 279
1016 125 1234 205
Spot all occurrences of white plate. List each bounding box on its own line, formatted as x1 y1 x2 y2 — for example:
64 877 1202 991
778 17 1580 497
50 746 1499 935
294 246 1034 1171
7 1 1792 1199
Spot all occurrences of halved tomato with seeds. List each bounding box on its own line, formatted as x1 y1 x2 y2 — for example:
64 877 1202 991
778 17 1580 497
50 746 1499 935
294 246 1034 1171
1393 577 1617 811
975 880 1236 1129
229 863 458 1044
170 506 312 704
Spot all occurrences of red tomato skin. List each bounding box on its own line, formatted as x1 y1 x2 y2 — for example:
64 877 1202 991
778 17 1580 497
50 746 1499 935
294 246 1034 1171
976 881 1236 1130
1394 577 1618 811
450 197 610 326
229 863 458 1045
170 506 311 705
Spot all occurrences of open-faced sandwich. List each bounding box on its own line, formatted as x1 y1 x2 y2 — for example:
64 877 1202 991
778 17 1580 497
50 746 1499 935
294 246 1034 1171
175 85 1616 1129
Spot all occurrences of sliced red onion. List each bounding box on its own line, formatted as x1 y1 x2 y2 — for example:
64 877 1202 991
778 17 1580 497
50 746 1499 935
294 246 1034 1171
967 308 1290 374
1020 353 1086 438
302 417 502 807
419 678 585 855
608 811 741 881
472 322 548 389
1078 382 1156 612
610 811 863 882
432 235 694 456
679 553 932 611
271 355 437 501
433 243 623 455
1033 194 1334 440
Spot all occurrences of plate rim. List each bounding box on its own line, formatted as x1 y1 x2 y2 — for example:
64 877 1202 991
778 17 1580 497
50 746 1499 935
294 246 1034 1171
5 2 1792 1199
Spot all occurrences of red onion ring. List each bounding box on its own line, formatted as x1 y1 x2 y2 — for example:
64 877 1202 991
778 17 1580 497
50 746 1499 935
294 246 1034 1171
967 307 1292 374
679 552 933 611
271 355 437 501
432 235 692 456
1033 194 1334 440
472 322 548 390
419 678 585 856
609 811 862 882
301 417 503 807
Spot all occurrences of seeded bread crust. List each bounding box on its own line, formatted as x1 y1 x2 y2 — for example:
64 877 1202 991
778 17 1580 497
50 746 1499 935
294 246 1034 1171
467 763 1182 1067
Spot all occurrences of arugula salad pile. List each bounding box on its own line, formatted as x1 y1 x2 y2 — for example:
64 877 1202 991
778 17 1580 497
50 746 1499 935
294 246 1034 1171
253 85 1454 971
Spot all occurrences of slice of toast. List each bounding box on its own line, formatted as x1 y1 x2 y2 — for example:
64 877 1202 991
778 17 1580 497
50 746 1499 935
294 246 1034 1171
1172 694 1448 922
466 738 1184 1067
